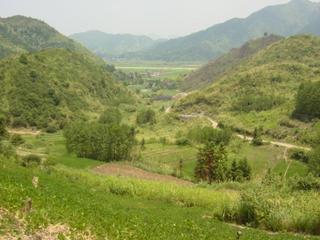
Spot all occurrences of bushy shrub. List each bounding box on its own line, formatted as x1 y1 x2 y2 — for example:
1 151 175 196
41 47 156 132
21 154 41 167
175 137 191 146
308 146 320 177
0 141 16 158
232 95 284 112
289 149 309 163
45 125 58 133
10 134 25 146
187 126 232 145
136 109 156 125
289 175 320 191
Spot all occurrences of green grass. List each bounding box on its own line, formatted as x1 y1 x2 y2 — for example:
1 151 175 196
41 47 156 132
1 156 319 240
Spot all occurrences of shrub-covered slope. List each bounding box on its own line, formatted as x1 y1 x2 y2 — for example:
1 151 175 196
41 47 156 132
182 35 282 90
0 49 134 129
176 35 320 140
0 15 99 61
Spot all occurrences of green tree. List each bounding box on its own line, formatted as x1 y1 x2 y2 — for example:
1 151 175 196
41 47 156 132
195 143 228 183
294 81 320 120
238 158 252 181
252 127 263 146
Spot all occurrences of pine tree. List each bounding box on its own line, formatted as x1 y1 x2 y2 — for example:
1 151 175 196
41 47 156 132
195 143 228 183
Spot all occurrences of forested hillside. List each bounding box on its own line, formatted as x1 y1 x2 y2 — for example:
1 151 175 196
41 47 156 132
0 15 99 61
176 35 320 141
182 35 282 90
0 49 134 129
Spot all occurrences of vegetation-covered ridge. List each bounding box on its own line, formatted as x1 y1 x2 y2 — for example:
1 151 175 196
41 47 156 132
0 48 135 129
176 35 320 142
182 34 283 90
0 15 101 62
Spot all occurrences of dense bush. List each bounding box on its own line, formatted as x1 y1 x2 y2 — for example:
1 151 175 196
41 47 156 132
175 137 191 146
232 95 284 112
0 141 16 158
289 175 320 191
187 126 232 145
10 134 25 146
308 146 320 177
64 121 136 162
0 115 7 139
294 81 320 120
229 158 252 182
99 108 122 125
21 154 42 167
289 149 309 163
136 109 156 125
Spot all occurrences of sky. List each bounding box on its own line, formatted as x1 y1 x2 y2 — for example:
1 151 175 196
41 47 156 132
0 0 318 38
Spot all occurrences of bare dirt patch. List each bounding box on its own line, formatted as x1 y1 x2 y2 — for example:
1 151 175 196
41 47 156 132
8 128 41 136
94 163 193 186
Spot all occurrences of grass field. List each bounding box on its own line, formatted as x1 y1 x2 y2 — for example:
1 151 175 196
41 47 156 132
1 156 319 240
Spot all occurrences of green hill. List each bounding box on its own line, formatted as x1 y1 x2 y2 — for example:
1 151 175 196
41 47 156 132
0 16 99 61
0 49 134 129
126 0 320 62
175 35 320 142
70 31 160 59
182 35 283 90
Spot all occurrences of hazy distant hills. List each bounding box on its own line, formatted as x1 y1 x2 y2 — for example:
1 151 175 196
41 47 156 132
125 0 320 62
70 31 162 59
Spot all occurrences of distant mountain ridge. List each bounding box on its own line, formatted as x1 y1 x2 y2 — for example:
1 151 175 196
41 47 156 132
70 31 161 59
125 0 320 62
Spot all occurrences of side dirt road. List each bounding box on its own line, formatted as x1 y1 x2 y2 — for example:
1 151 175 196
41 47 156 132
94 164 192 186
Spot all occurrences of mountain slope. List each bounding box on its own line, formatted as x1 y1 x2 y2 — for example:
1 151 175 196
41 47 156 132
129 0 320 61
70 31 159 59
0 16 99 61
0 49 134 129
175 35 320 141
182 35 283 90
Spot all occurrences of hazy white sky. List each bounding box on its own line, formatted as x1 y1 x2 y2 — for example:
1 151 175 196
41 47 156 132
1 0 319 38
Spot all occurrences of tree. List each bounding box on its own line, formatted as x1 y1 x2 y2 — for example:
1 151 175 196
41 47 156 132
294 81 320 120
64 121 136 162
195 143 228 183
140 138 146 150
252 127 263 146
238 158 252 181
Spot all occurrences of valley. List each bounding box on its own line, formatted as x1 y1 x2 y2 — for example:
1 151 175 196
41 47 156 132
1 1 320 239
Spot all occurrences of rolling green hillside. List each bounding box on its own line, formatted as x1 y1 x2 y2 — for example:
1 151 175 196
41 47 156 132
70 31 161 59
125 0 320 62
0 49 134 129
182 35 283 90
175 35 320 142
0 15 100 61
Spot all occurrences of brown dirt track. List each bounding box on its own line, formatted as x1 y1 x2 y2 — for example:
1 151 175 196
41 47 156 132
94 163 192 186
